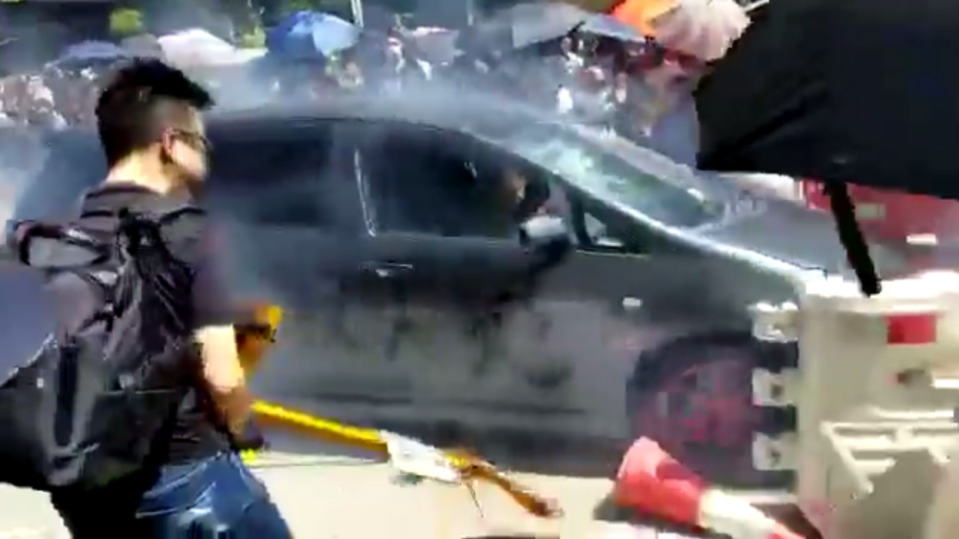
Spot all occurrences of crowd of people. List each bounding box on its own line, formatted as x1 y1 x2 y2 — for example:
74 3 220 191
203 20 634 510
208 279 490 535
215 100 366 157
0 67 99 128
266 30 700 159
0 26 702 164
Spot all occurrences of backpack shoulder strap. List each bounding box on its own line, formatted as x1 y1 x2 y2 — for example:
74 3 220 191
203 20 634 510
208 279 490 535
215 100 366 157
46 267 118 341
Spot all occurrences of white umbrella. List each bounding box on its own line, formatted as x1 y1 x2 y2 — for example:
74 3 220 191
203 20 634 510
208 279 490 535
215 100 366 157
157 28 245 67
613 0 750 61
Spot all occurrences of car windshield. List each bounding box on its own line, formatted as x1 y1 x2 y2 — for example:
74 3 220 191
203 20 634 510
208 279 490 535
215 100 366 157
476 122 728 228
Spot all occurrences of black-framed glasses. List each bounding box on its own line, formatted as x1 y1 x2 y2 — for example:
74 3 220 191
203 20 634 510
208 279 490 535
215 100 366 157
169 128 212 154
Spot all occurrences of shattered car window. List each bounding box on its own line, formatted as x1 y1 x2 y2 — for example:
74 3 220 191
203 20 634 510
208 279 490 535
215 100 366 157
475 121 727 228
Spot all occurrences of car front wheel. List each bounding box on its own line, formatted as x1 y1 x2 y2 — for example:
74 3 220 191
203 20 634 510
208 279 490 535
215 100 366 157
625 332 794 490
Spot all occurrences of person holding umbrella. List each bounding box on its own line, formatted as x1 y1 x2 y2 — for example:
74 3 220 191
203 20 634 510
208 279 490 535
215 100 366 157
265 11 360 99
633 43 706 165
558 35 586 74
608 0 751 166
612 0 750 62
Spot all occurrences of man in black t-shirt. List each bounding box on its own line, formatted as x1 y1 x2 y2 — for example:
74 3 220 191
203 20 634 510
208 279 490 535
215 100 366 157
48 59 292 538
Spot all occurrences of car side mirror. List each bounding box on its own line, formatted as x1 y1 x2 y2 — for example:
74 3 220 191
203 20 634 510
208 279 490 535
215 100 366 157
6 221 106 269
518 214 572 267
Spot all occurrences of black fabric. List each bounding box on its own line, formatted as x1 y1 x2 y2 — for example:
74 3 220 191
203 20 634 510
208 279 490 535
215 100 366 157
77 185 236 329
73 184 232 464
0 193 204 490
694 0 959 201
825 181 880 295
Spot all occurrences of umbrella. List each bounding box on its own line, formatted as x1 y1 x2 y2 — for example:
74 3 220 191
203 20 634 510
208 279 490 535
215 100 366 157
613 0 750 61
577 14 646 43
694 0 959 296
266 11 360 60
52 41 131 68
695 0 959 199
157 28 241 67
473 2 590 50
400 27 461 65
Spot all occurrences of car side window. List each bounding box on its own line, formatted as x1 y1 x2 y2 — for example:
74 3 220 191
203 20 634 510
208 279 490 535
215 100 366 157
356 123 532 239
211 124 348 229
583 211 627 250
568 196 652 255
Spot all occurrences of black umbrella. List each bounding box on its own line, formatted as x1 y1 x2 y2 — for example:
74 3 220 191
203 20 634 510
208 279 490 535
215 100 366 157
472 2 590 50
695 0 959 200
694 0 959 295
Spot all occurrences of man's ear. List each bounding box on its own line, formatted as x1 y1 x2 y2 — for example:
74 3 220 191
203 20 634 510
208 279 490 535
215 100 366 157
158 129 176 164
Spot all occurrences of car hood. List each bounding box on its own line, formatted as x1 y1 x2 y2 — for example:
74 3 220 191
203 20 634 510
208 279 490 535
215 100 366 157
697 199 911 277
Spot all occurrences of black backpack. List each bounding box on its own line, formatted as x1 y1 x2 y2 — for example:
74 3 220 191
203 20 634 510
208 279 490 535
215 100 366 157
0 205 202 491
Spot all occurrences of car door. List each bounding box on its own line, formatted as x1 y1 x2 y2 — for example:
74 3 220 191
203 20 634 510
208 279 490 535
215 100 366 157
209 119 402 398
337 119 561 408
209 119 364 311
465 143 714 437
340 118 701 418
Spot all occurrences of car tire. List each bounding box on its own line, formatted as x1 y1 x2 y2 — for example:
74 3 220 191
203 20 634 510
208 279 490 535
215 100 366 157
625 332 795 490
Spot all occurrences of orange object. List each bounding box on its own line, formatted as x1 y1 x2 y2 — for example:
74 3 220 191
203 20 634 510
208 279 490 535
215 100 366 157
236 304 283 372
612 0 677 35
614 437 804 539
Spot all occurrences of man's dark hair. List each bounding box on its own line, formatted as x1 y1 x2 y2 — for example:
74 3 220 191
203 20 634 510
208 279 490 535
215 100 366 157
95 58 214 166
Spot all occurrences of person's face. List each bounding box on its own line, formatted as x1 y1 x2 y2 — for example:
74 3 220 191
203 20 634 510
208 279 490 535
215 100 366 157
387 39 404 62
645 60 689 87
646 48 704 86
586 66 606 88
343 62 363 86
160 108 209 191
504 169 527 201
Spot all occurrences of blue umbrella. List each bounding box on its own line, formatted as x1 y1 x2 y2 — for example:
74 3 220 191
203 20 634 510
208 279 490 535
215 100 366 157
266 11 360 60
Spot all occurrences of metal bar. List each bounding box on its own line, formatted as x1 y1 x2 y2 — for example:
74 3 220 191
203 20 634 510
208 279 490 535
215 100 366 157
350 0 365 27
743 0 769 13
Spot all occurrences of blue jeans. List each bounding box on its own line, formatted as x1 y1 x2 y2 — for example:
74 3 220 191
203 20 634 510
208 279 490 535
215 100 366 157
53 452 293 538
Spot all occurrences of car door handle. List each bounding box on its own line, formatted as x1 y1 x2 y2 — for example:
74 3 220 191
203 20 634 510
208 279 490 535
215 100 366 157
361 261 413 278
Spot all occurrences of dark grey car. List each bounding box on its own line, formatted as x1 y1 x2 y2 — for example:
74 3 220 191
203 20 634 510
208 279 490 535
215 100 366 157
4 92 905 493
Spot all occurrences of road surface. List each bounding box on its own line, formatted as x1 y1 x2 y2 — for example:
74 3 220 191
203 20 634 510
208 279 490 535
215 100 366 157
0 436 705 538
0 426 813 537
0 325 808 538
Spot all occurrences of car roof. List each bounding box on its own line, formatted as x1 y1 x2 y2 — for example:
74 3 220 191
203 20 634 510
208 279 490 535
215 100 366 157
205 88 554 133
205 88 725 193
21 87 735 213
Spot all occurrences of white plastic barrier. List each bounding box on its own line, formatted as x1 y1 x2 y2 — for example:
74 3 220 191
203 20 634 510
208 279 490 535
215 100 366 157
750 272 959 539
